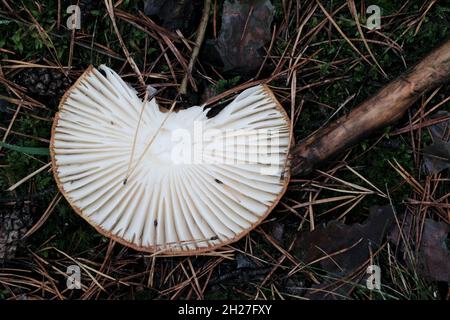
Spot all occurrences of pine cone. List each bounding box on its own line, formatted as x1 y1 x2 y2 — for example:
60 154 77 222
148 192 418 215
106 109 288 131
15 68 71 99
0 203 33 264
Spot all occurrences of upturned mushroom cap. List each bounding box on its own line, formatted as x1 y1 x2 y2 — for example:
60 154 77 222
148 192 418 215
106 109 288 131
51 65 291 254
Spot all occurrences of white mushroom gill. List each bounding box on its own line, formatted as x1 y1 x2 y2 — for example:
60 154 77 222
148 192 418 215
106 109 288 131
51 65 291 254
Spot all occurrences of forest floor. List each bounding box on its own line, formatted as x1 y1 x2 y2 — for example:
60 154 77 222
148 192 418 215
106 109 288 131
0 0 449 300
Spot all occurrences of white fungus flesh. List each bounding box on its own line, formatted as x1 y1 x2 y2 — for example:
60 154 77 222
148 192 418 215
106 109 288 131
51 65 291 254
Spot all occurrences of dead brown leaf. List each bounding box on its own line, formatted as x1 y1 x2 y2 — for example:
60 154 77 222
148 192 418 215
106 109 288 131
212 0 274 74
294 205 394 276
293 205 395 299
423 111 450 174
389 215 450 282
144 0 203 34
420 219 450 282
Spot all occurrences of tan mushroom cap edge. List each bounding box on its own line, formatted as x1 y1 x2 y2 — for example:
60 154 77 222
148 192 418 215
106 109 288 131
50 65 292 256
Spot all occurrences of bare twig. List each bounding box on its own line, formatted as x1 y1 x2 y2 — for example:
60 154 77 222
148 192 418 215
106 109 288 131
179 0 211 95
104 0 145 87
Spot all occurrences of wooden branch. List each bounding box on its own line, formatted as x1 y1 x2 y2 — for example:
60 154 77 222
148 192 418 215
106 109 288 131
291 38 450 176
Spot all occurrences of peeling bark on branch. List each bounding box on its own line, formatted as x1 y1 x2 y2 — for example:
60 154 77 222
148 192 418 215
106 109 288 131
291 38 450 176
